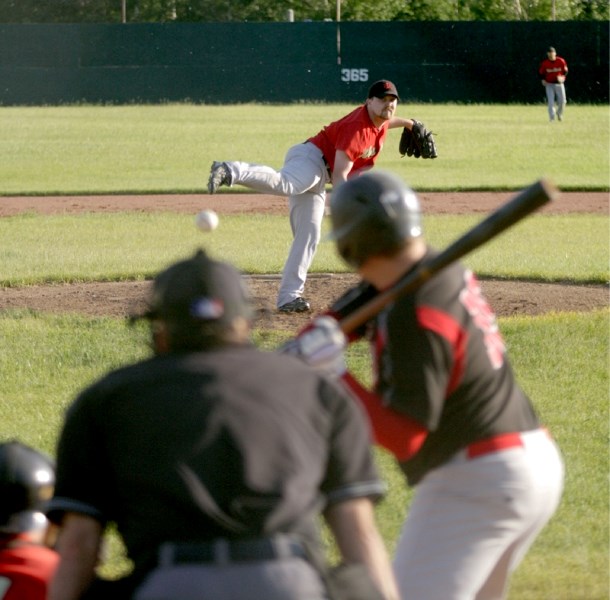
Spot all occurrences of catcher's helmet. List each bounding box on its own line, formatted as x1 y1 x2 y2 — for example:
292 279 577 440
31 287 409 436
0 440 55 533
329 171 422 268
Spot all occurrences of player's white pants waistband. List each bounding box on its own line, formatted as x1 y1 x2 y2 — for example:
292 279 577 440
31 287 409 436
393 427 564 600
450 427 552 463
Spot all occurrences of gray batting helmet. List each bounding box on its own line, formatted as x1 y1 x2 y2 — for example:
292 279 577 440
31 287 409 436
329 171 422 268
0 440 55 534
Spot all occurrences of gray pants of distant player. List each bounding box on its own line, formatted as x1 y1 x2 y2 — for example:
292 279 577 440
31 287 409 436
224 142 329 308
545 83 566 120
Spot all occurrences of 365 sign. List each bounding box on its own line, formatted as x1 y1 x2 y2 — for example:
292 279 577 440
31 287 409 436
341 68 369 83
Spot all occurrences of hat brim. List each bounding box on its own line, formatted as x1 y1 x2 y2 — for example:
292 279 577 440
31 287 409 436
371 93 399 100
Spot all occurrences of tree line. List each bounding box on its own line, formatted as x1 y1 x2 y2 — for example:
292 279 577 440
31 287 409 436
0 0 607 22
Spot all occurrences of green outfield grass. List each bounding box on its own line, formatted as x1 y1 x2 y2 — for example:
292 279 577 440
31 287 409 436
0 309 607 599
0 212 607 285
0 100 608 599
0 103 608 194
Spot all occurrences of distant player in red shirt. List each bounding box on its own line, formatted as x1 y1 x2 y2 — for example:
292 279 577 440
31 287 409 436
539 46 568 121
0 441 58 600
207 80 434 314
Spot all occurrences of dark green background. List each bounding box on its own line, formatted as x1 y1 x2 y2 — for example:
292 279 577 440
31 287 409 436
0 21 606 105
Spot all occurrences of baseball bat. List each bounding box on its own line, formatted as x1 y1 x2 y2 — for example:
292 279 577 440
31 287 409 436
337 178 559 335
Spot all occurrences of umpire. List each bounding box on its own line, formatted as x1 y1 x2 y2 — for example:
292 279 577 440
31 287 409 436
46 249 398 600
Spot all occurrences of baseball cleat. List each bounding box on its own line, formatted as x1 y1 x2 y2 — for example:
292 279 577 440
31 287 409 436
278 297 311 313
208 161 232 194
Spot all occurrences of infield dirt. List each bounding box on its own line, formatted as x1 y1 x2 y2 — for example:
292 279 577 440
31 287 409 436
0 191 607 331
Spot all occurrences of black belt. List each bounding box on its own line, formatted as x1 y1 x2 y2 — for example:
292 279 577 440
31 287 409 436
158 535 308 566
322 154 332 179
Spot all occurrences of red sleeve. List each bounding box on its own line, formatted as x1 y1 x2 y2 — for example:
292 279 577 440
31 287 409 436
340 372 428 462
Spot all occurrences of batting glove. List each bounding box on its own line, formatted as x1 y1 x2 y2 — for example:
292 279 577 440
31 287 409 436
292 316 347 378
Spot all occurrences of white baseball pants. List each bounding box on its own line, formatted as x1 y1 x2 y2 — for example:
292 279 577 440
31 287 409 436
225 142 329 307
545 83 567 120
393 428 564 600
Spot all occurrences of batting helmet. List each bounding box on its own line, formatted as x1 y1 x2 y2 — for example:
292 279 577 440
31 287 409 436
0 440 55 533
329 171 423 268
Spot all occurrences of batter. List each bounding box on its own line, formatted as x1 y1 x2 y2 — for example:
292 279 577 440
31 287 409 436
300 171 565 599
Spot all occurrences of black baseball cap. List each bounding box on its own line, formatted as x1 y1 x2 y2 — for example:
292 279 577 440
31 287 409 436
137 249 252 326
367 80 400 100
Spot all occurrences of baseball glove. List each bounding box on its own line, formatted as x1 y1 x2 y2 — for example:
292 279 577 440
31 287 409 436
399 120 438 159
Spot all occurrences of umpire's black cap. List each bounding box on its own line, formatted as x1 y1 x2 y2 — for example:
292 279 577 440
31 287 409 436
136 249 253 326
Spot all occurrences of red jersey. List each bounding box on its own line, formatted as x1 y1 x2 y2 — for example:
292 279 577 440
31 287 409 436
539 56 568 83
0 535 58 600
308 105 389 176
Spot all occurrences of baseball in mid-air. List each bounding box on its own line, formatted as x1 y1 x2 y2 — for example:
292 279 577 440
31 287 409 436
195 209 219 232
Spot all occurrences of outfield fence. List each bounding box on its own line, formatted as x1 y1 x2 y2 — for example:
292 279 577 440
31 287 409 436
0 21 607 105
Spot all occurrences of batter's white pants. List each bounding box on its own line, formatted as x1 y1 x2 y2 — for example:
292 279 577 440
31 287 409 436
545 83 566 120
224 142 329 308
393 428 564 600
